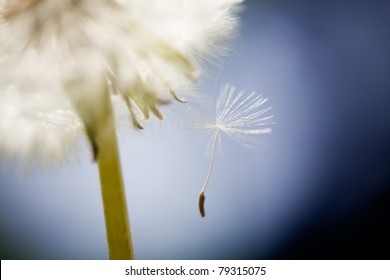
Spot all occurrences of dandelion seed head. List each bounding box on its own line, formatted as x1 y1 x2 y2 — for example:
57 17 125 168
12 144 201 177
0 0 242 165
0 85 83 167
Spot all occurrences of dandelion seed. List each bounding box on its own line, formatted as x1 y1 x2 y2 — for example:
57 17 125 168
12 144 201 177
175 84 274 217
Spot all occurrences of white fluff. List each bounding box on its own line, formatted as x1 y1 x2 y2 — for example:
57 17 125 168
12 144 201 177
175 84 274 147
0 0 242 165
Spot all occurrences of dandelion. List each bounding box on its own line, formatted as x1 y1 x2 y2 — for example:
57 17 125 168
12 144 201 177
174 84 274 217
0 0 242 259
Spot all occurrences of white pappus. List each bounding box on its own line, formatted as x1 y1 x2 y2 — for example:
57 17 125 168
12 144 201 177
0 0 243 165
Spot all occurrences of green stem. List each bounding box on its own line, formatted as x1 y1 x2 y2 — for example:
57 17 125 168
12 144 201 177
96 94 135 260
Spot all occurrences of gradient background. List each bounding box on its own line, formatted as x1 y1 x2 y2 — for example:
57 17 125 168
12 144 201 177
1 0 390 259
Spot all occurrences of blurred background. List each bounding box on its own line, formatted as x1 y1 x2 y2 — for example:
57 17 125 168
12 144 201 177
1 0 389 259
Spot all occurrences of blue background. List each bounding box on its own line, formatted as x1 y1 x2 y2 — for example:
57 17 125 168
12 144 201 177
1 0 390 259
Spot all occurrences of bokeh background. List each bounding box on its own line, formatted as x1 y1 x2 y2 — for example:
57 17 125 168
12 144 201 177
1 0 390 259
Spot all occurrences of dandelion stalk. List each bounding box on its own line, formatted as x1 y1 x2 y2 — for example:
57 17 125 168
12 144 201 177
0 0 244 259
199 129 219 217
96 91 135 260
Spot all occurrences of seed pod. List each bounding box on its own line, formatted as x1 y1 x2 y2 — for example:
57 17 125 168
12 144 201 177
199 191 206 217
